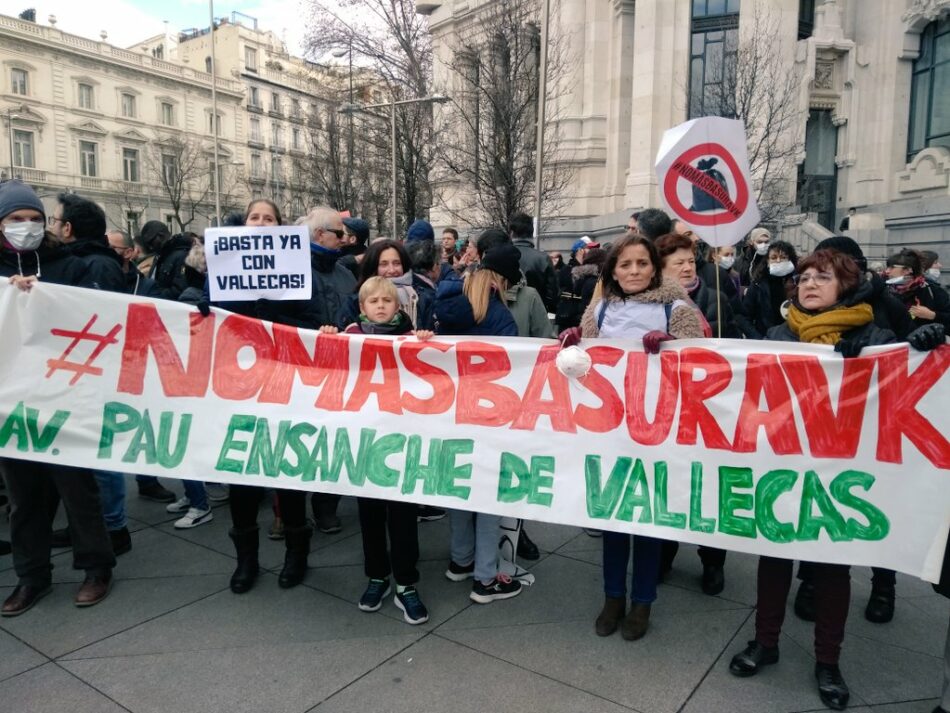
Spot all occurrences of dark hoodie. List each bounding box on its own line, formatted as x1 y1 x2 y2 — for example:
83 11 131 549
66 238 127 293
0 243 88 286
149 234 194 300
434 273 517 337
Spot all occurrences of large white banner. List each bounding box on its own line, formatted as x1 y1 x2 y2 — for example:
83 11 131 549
1 281 948 580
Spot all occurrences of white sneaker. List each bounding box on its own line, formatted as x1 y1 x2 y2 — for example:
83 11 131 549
205 483 229 502
166 496 190 514
174 507 213 529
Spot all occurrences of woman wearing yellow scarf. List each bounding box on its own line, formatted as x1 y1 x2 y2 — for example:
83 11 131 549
728 249 897 711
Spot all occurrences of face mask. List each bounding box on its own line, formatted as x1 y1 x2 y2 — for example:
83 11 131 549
718 256 735 270
754 243 770 256
769 260 794 277
2 221 45 252
927 268 941 280
886 275 908 285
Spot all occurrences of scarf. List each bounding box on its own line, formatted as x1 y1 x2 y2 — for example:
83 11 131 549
889 274 928 296
786 302 874 345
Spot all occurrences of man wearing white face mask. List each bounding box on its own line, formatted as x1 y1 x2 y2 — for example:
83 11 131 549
0 180 116 615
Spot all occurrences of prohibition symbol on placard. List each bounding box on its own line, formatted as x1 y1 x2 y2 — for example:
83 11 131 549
663 142 749 227
655 117 761 247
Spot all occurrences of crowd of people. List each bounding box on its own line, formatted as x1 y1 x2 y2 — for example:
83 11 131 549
0 177 948 711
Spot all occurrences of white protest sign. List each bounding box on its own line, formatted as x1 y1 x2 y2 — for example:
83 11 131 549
205 226 312 301
655 117 761 247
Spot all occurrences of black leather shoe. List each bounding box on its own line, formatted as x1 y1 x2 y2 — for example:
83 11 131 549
2 583 51 616
0 539 11 556
517 527 540 561
701 564 725 595
794 580 816 622
729 641 779 677
865 587 895 623
110 527 132 557
51 527 71 548
815 663 849 710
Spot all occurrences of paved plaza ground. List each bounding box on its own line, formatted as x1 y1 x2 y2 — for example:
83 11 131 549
0 482 946 713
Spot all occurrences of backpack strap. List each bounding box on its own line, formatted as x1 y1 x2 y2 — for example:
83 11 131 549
597 301 607 331
664 302 672 331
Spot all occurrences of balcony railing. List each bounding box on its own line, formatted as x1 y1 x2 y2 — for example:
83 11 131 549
11 167 47 183
80 176 102 189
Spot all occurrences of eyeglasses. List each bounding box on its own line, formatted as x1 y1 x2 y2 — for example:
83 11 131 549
323 227 345 239
47 216 63 226
794 272 834 286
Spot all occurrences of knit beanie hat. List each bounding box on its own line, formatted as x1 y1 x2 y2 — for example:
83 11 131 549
406 219 434 243
815 235 867 271
480 244 523 286
0 179 45 221
343 217 370 245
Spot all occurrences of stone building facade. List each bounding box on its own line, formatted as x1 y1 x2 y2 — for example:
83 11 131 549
420 0 950 272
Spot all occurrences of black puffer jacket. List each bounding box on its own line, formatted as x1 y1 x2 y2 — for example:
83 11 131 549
556 263 600 331
0 243 89 286
888 277 950 331
737 274 794 339
66 238 127 293
688 279 740 338
149 235 193 300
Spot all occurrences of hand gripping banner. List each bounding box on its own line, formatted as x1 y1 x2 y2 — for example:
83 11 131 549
1 281 948 580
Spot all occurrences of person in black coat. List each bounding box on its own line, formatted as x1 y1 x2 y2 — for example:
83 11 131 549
50 193 126 293
138 220 192 300
509 212 559 312
735 241 799 339
885 248 950 330
0 180 116 615
556 246 604 331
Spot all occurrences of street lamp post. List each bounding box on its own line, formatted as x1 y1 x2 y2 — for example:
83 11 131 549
331 42 355 206
208 0 222 226
532 0 551 249
341 94 449 239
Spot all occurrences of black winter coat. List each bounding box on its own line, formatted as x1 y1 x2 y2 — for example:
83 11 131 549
0 243 89 287
889 278 950 331
149 236 193 300
66 239 127 293
688 279 740 338
555 263 599 331
737 274 794 339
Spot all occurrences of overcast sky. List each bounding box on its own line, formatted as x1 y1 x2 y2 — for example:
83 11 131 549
0 0 312 56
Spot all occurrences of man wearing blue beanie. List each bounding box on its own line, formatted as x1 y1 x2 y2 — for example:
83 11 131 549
406 219 434 243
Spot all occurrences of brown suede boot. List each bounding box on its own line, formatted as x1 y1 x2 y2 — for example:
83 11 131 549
621 602 651 641
595 596 625 636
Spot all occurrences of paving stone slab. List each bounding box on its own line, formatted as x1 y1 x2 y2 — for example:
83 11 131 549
312 634 636 713
0 662 128 713
63 635 420 713
443 607 752 713
64 573 414 659
1 574 226 659
0 627 48 682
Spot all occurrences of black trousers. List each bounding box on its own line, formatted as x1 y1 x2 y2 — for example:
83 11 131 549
798 560 895 590
660 540 727 571
0 458 115 586
229 485 307 530
358 497 419 586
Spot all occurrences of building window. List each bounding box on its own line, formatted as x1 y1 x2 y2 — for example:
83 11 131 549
161 153 177 185
271 123 282 147
165 214 175 233
208 112 222 135
249 86 260 107
152 45 164 60
250 117 262 142
12 130 34 168
688 1 740 119
78 83 94 109
126 211 140 236
251 152 262 178
291 98 301 117
271 92 281 113
270 155 282 198
122 148 139 182
209 160 222 192
798 0 816 40
10 68 27 95
205 56 212 73
908 17 950 160
245 47 258 72
161 102 174 126
292 127 301 150
121 93 136 118
79 140 98 177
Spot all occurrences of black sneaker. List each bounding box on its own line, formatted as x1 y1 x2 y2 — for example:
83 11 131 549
109 527 132 556
444 560 475 582
137 481 176 503
417 505 446 522
394 586 429 625
358 578 391 612
470 574 522 604
729 641 779 677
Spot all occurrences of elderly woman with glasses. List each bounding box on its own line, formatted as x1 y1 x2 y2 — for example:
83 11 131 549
727 248 899 710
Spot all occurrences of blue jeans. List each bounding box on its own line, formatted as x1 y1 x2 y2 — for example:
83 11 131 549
182 480 208 511
449 510 501 583
93 470 127 531
602 531 661 603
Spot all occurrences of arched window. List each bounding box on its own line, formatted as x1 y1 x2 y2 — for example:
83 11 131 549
908 16 950 159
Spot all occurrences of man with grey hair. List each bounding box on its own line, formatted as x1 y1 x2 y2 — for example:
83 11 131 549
106 229 161 297
295 207 358 536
